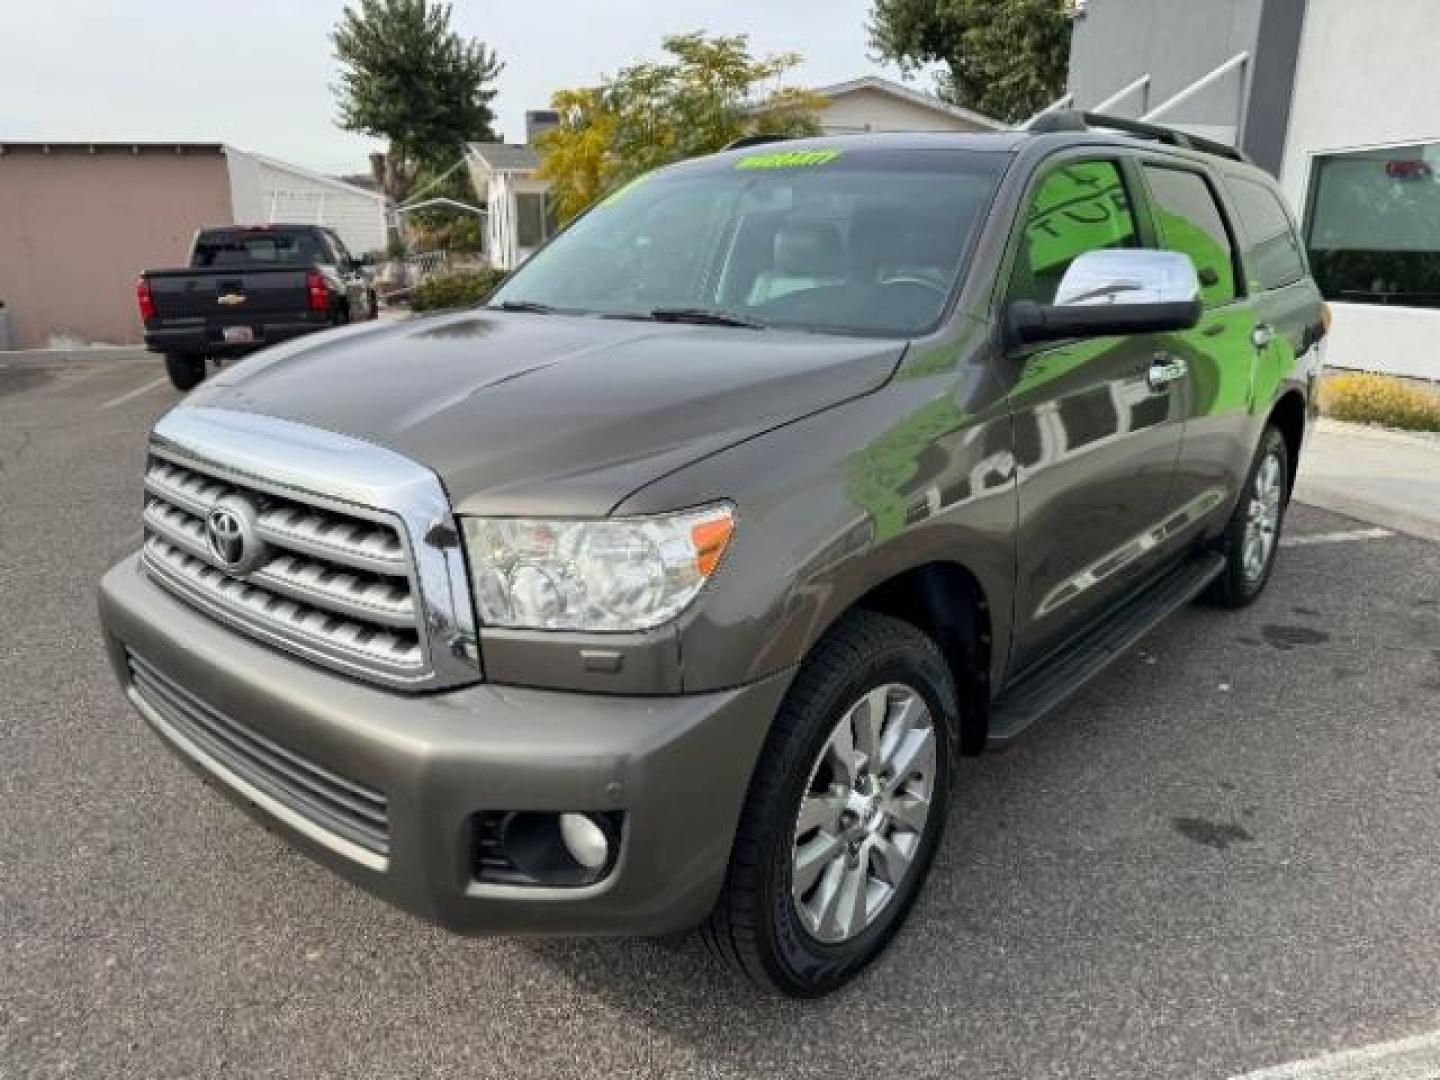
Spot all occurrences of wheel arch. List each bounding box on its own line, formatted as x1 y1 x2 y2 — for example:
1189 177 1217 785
846 560 993 755
1267 390 1307 498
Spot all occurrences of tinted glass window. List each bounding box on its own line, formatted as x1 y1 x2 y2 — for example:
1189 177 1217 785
1010 160 1138 305
492 149 1006 336
1227 176 1306 291
327 231 353 266
516 192 552 248
1307 145 1440 307
192 231 323 268
1143 166 1237 306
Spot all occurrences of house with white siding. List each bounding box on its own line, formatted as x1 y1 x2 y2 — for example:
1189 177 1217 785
806 76 1003 135
465 142 553 272
225 149 389 256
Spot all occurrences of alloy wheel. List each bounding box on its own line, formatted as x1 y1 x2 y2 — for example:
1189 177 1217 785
1242 449 1284 582
790 683 938 944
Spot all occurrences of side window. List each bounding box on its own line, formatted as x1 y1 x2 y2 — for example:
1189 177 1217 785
1010 160 1139 305
328 231 354 267
1142 165 1238 306
1226 176 1306 291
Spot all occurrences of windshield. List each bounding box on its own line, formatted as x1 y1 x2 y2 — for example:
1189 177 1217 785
491 147 1008 336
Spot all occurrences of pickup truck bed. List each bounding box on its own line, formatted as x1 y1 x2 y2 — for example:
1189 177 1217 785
137 224 375 389
141 264 333 358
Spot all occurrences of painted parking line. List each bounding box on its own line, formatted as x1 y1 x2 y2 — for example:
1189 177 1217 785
1281 527 1394 548
1229 1028 1440 1078
98 375 168 411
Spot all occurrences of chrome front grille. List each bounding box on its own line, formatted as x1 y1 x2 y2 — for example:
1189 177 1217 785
141 406 480 690
142 451 428 683
127 652 391 868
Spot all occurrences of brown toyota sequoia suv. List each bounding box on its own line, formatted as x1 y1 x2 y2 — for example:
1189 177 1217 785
99 115 1325 997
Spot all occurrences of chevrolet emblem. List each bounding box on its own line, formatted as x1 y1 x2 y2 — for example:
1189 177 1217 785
217 292 247 306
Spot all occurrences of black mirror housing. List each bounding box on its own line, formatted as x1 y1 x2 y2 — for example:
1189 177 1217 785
1008 298 1202 346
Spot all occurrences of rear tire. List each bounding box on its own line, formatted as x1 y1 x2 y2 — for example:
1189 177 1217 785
1204 424 1289 608
702 610 957 997
164 354 206 391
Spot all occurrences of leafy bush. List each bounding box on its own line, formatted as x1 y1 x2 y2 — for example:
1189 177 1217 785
1321 372 1440 432
409 269 505 313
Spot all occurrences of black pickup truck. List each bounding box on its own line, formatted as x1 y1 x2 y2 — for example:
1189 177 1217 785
137 224 377 389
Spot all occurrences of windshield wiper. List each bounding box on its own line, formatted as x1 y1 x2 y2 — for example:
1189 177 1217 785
646 307 765 329
488 299 557 314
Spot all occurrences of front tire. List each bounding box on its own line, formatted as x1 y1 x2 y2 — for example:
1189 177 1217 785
1204 424 1289 608
702 611 957 997
163 354 206 391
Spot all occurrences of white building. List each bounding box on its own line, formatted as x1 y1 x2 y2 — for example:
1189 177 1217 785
808 76 1003 135
465 143 553 272
225 148 389 256
1066 0 1440 380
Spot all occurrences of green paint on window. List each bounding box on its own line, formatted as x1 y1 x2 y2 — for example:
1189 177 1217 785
735 148 843 171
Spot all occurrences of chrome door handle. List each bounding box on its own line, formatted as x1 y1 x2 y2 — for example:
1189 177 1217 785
1252 324 1276 350
1148 357 1187 391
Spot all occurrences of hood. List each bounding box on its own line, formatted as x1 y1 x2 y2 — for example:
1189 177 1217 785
185 309 906 515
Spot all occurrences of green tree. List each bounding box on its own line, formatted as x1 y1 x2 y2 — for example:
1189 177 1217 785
332 0 503 203
868 0 1073 125
538 33 824 225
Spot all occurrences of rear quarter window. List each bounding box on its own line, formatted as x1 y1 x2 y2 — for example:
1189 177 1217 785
1225 176 1307 291
1142 165 1238 307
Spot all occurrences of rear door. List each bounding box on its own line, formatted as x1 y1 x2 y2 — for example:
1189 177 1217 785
1003 154 1190 668
1137 162 1266 522
1222 171 1323 412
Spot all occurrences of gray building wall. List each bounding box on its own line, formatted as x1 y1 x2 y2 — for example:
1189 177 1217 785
1066 0 1307 173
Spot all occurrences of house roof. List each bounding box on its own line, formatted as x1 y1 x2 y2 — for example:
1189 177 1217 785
466 143 541 174
0 140 225 155
810 75 1005 131
229 148 389 204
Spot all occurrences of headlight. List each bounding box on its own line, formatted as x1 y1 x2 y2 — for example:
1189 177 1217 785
460 504 735 632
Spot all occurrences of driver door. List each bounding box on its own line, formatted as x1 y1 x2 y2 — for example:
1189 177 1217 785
1003 156 1190 668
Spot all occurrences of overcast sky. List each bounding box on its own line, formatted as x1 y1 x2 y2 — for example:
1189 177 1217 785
0 0 925 175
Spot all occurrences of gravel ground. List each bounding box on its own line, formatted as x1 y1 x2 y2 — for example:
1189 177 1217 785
2 352 1439 1079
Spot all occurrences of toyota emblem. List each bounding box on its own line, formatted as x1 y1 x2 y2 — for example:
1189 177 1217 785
205 496 265 574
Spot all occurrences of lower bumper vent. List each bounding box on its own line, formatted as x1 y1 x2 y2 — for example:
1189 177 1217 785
126 652 391 866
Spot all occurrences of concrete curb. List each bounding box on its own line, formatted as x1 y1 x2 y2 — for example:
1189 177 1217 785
1314 417 1440 451
0 347 149 367
1294 480 1440 544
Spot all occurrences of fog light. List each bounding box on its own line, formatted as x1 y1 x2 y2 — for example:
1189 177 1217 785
474 810 623 887
559 812 610 871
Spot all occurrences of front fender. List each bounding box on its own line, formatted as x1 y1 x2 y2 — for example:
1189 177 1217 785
617 359 1017 694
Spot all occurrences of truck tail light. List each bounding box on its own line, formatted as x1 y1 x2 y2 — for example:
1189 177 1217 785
306 269 329 313
136 277 155 322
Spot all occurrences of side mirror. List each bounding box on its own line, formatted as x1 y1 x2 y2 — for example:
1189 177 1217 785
1009 249 1203 346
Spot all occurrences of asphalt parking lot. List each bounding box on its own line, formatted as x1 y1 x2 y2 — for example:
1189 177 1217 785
3 350 1439 1079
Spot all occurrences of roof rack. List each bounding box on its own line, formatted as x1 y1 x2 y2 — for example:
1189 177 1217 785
1027 110 1249 163
723 133 795 151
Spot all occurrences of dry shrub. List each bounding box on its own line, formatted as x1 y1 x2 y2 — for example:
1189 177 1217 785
1321 372 1440 432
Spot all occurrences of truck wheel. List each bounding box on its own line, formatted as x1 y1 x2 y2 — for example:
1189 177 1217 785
164 354 207 391
702 610 956 997
1204 424 1289 608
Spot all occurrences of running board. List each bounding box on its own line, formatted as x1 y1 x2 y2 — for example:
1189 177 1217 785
987 551 1226 748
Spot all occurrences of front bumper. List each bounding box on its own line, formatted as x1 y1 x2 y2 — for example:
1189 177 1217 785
98 555 790 936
